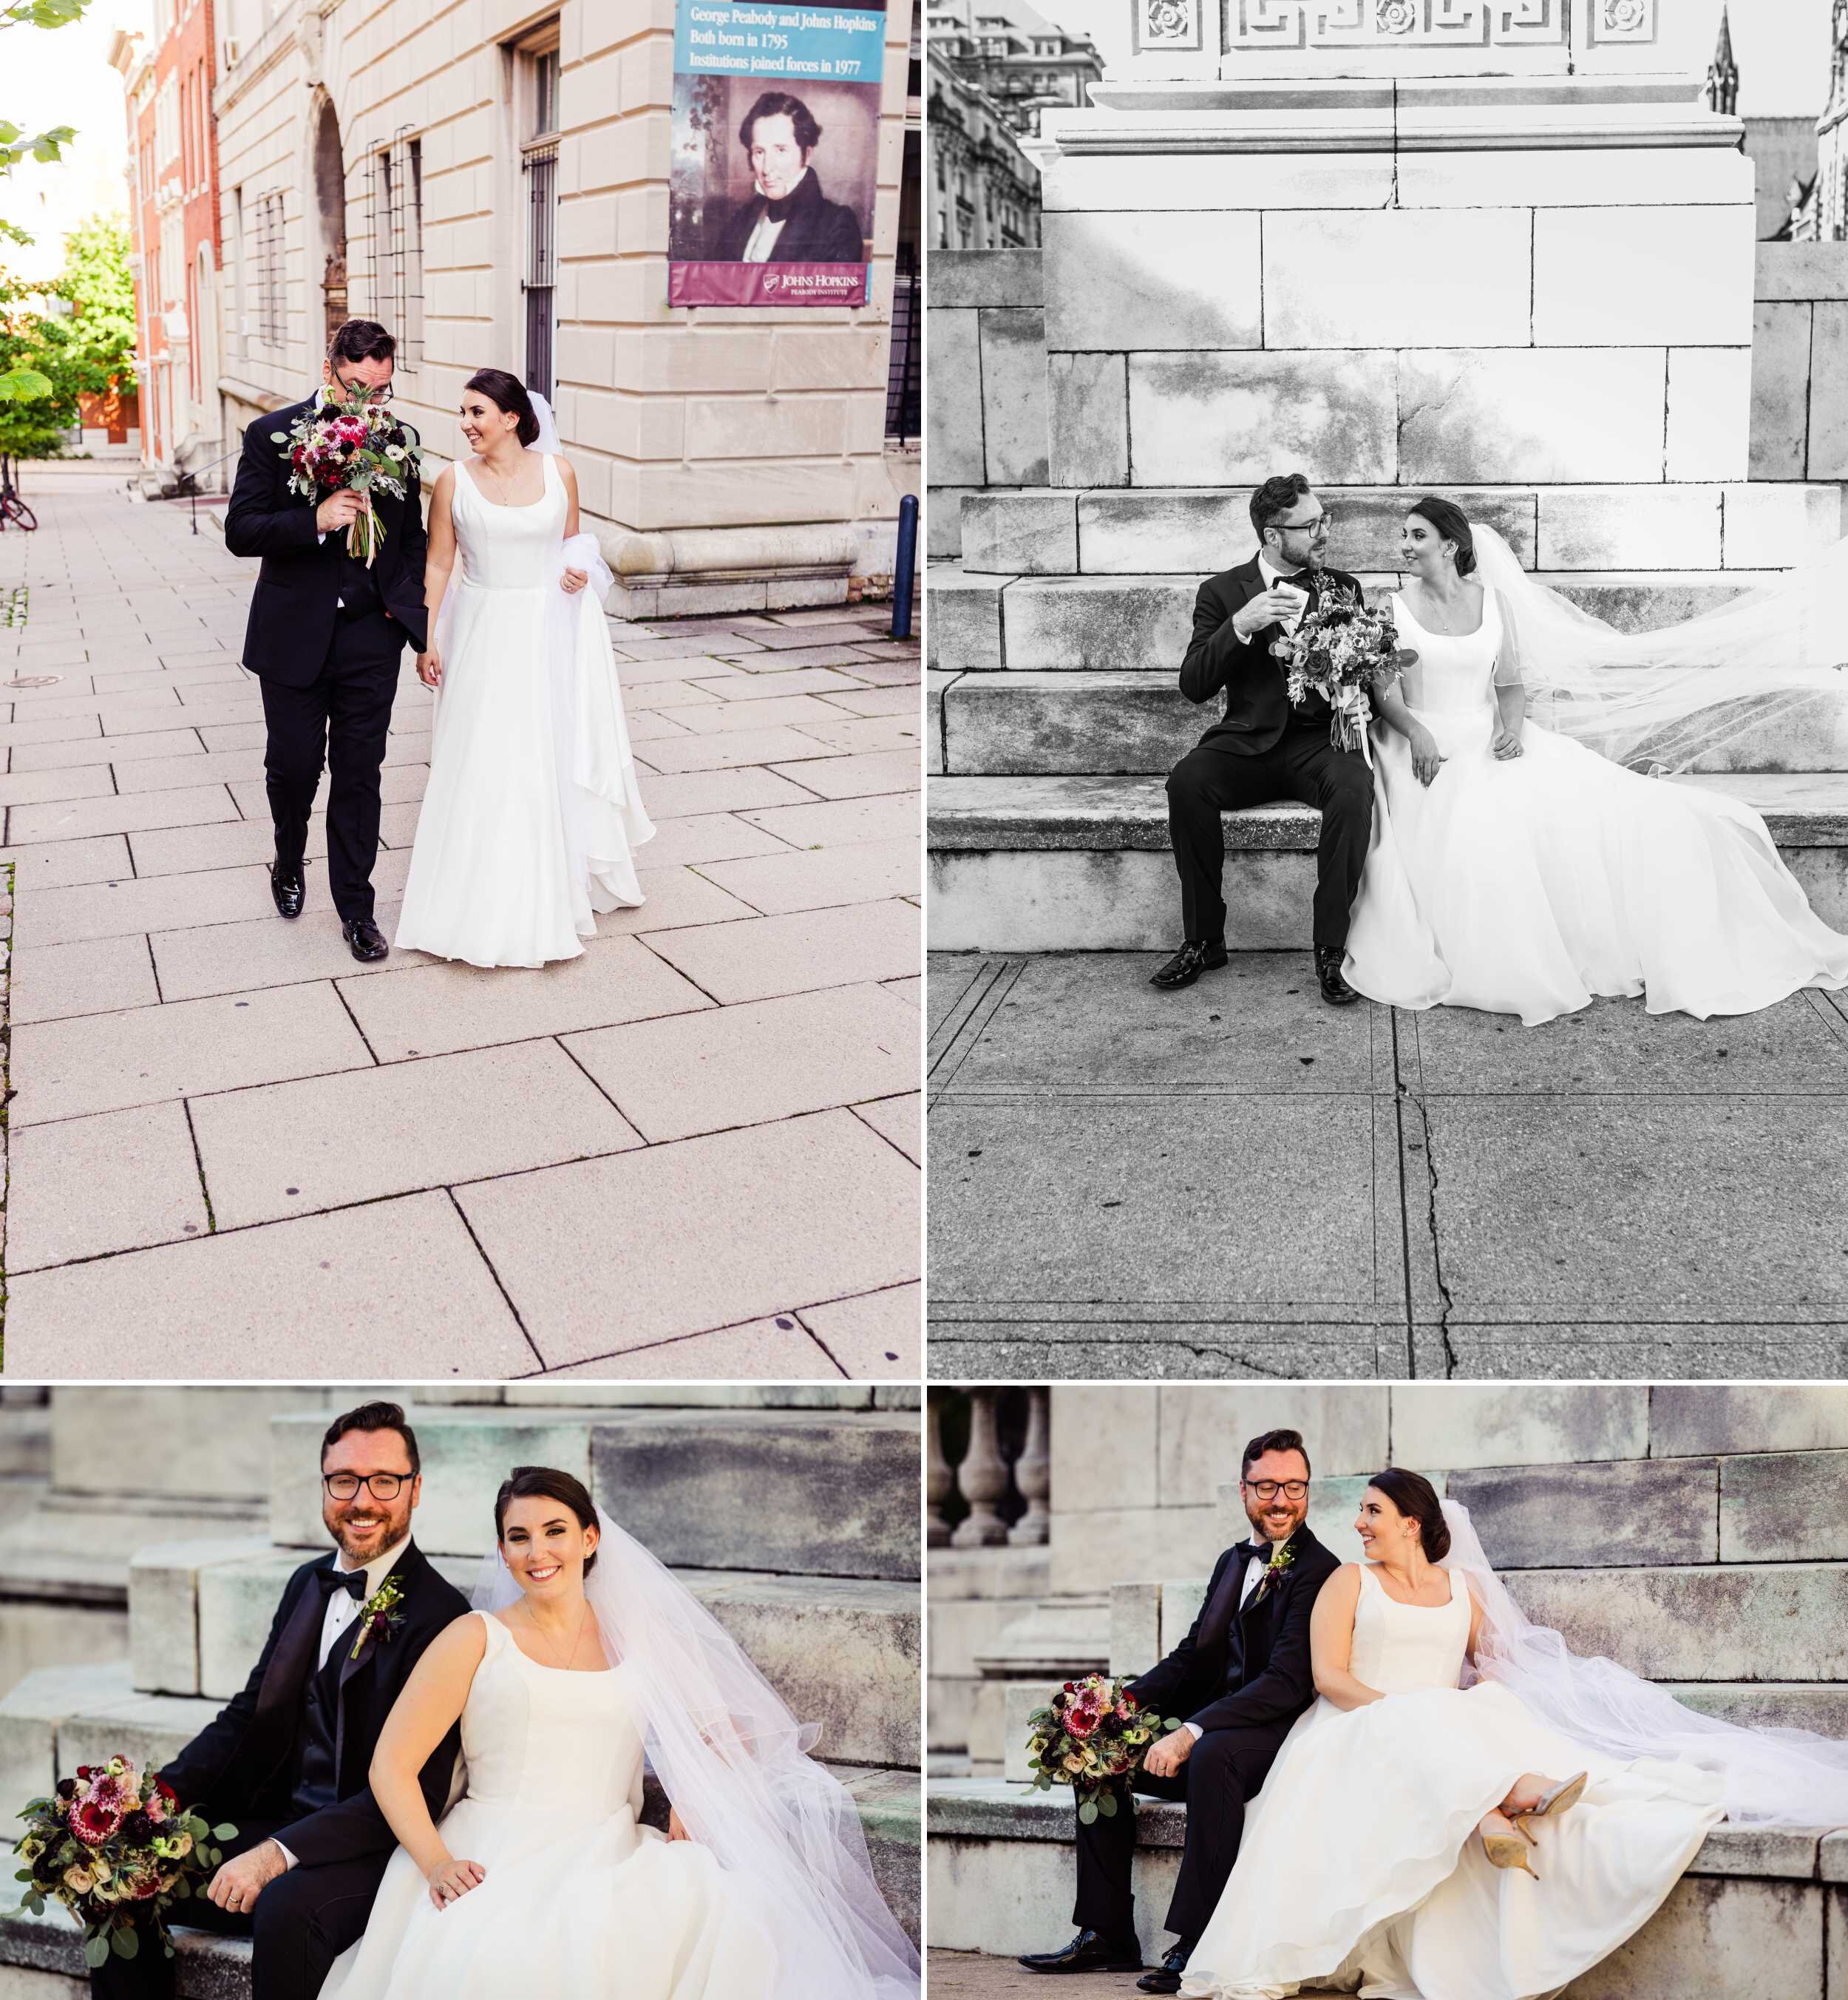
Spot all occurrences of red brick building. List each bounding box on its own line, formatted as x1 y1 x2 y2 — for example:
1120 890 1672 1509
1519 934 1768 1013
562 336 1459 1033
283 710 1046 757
109 0 224 482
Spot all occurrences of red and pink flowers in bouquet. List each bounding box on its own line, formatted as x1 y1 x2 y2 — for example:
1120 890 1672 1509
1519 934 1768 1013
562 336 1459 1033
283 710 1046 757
10 1753 235 1970
1271 583 1402 760
1023 1674 1183 1825
271 390 418 568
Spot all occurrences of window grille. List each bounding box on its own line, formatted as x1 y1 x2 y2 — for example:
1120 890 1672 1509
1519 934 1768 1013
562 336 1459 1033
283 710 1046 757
885 241 920 441
517 35 563 403
257 191 286 347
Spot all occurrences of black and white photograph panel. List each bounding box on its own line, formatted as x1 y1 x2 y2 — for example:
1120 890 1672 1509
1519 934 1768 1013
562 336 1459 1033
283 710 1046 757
925 0 1848 1376
925 1380 1848 2000
0 1383 921 1999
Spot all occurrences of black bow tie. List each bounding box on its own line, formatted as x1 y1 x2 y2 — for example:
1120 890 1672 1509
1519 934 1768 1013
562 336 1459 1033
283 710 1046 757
1246 1541 1271 1559
319 1567 370 1601
764 189 798 222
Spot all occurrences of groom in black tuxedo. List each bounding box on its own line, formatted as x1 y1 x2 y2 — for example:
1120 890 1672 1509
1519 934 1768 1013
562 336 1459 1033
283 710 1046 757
89 1401 468 2000
225 319 429 963
1153 472 1374 1006
1019 1429 1339 1993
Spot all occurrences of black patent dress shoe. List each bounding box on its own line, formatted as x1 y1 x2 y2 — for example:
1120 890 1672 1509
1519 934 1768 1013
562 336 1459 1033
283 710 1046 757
1017 1929 1145 1975
1135 1941 1195 1993
342 917 389 963
271 861 305 920
1148 939 1229 991
1315 946 1360 1006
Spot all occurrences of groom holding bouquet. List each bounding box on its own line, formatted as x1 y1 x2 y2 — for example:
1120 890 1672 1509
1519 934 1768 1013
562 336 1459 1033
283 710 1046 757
224 319 429 965
1019 1430 1339 1992
1153 473 1374 1006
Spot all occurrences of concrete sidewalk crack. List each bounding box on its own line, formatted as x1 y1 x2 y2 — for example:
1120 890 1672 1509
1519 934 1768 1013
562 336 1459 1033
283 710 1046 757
1394 1010 1455 1376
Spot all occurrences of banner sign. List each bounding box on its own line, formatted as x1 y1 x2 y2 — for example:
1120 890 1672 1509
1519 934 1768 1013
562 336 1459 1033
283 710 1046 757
668 0 883 307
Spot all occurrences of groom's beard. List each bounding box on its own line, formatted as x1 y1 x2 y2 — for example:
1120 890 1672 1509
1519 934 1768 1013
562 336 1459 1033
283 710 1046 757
324 1492 414 1565
1242 1496 1308 1544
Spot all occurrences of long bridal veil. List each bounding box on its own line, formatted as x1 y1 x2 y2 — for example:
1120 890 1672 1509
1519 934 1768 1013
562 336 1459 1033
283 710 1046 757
472 1510 919 2000
1467 520 1848 774
1438 1498 1848 1826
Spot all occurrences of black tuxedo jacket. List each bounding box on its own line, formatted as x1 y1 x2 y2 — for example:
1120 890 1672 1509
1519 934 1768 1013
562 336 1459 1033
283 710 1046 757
159 1541 469 1871
713 169 866 263
1129 1524 1340 1738
1179 557 1365 757
224 393 430 686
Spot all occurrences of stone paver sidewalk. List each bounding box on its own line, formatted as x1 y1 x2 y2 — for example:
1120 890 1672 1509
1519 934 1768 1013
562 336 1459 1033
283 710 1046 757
0 470 920 1374
927 950 1848 1378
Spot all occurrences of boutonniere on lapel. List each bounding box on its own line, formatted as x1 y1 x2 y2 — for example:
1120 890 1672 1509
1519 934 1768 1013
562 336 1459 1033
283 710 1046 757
350 1577 407 1661
1251 1541 1296 1607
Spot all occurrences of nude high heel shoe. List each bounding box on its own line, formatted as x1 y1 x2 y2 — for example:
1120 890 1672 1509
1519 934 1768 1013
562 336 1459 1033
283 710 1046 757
1479 1813 1539 1881
1524 1771 1588 1821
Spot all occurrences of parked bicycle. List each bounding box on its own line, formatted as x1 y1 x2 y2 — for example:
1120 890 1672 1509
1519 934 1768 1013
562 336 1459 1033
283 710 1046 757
0 455 36 532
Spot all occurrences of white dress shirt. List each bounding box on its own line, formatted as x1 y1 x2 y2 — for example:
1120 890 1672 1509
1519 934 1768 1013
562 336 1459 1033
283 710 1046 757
272 1533 412 1868
1182 1542 1275 1742
741 169 809 262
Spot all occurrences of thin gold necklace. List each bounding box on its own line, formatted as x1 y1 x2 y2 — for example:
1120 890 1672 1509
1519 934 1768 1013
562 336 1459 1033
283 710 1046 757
520 1598 588 1670
476 444 528 505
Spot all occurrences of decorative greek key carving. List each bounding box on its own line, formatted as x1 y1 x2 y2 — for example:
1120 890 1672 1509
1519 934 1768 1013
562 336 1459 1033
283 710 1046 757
1224 1 1568 52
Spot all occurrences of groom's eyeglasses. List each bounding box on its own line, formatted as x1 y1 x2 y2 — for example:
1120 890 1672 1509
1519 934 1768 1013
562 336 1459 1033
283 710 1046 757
1276 514 1331 538
330 367 393 407
1243 1479 1309 1500
324 1471 410 1500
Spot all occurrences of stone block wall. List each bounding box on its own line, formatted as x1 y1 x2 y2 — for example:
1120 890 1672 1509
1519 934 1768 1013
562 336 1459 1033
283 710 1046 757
1042 1382 1848 1596
1750 243 1848 484
927 251 1049 560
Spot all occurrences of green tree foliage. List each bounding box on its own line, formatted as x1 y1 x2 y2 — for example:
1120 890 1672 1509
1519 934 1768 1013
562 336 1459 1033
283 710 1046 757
0 266 84 458
53 211 134 395
0 0 95 396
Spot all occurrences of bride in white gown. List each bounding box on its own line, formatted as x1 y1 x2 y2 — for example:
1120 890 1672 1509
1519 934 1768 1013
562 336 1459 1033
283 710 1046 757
1345 495 1848 1025
395 370 653 968
1183 1472 1848 2000
322 1468 918 2000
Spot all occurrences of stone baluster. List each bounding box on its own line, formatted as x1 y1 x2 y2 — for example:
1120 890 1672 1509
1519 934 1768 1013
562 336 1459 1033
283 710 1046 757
952 1387 1013 1547
1010 1386 1051 1545
927 1394 957 1548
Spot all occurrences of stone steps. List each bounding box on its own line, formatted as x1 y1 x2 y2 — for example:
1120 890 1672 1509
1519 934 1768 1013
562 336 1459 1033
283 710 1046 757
0 1757 918 1998
930 564 1799 674
264 1406 921 1582
937 669 1848 776
928 772 1848 951
925 1777 1848 1995
120 1545 917 1768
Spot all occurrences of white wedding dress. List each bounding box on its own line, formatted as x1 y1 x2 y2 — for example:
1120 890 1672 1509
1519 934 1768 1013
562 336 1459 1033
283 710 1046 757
322 1612 772 1999
395 454 654 967
1343 587 1848 1025
1181 1565 1724 2000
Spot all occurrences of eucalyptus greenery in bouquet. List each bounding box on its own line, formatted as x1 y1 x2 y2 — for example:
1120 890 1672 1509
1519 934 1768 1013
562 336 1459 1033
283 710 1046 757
1023 1673 1183 1825
10 1755 235 1968
272 388 417 567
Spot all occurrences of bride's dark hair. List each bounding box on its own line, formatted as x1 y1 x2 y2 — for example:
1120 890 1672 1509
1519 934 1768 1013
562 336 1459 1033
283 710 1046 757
464 366 540 447
1366 1468 1450 1562
495 1465 599 1574
1407 495 1477 577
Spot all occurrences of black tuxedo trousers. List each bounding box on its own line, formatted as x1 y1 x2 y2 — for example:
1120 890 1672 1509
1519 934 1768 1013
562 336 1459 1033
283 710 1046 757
1165 719 1373 951
86 1819 388 2000
1071 1720 1294 1946
259 605 403 923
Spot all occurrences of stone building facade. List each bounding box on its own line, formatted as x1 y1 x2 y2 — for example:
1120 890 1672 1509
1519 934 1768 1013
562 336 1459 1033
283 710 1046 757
190 0 920 608
107 0 225 481
926 0 1101 140
928 46 1041 250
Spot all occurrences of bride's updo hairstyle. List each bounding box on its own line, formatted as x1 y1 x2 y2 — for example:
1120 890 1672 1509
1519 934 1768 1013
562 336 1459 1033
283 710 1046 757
1365 1468 1451 1562
495 1465 599 1574
464 367 541 447
1407 495 1477 577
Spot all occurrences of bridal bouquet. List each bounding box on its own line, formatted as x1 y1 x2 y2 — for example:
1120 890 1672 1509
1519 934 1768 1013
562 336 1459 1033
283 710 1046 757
1271 585 1401 759
1023 1674 1181 1824
271 392 416 568
9 1755 235 1968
